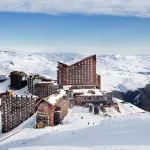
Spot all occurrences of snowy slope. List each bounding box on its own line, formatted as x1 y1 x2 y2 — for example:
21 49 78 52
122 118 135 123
0 104 149 150
0 50 82 77
0 50 150 150
96 54 150 92
0 50 150 93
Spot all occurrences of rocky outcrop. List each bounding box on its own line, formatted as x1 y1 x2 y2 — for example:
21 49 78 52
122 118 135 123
112 84 150 111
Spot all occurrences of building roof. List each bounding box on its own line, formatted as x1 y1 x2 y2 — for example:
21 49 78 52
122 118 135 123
10 71 27 76
69 54 96 67
57 62 68 67
58 54 96 68
35 81 53 84
63 85 72 90
71 89 103 96
44 89 66 105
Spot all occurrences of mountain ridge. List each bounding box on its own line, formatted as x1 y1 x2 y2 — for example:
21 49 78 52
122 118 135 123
0 50 150 92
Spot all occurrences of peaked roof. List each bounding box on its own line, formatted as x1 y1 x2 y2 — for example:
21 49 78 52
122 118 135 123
57 62 68 67
36 89 66 106
58 54 96 68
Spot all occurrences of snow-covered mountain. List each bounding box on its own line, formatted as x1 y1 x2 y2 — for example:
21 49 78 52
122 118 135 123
0 50 150 92
1 50 150 150
0 50 82 78
96 54 150 92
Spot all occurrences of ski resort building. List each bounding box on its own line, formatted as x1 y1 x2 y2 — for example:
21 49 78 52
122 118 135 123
1 92 36 133
68 89 113 106
36 89 69 127
57 55 101 89
10 71 28 89
34 82 58 98
27 74 42 94
27 74 58 98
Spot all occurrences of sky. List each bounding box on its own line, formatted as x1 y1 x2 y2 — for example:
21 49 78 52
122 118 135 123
0 0 150 55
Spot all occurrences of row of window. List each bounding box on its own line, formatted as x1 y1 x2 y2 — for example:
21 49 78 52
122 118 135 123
66 61 93 70
67 73 92 77
66 70 92 74
80 96 104 101
67 66 92 72
71 59 93 67
66 80 93 84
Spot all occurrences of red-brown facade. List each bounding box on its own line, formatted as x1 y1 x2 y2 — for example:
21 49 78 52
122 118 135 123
36 98 69 126
57 55 101 89
34 82 58 98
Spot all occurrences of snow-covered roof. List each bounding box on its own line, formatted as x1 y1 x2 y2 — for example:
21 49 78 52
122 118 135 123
52 82 58 86
113 98 124 103
40 74 56 80
44 89 66 105
11 94 37 98
35 81 53 84
72 89 103 96
63 85 72 90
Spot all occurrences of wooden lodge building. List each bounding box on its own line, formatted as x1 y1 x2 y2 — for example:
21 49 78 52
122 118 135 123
57 55 101 89
36 89 69 127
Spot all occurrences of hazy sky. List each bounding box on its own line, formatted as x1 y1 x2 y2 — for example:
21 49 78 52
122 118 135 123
0 0 150 54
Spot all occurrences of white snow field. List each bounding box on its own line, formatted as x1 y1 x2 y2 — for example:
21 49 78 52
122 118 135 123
0 50 150 150
0 102 149 150
0 50 150 92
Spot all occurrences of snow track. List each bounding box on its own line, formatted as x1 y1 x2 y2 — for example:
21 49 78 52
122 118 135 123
0 130 21 142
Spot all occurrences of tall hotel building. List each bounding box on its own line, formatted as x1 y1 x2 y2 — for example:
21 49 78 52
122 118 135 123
57 55 101 89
